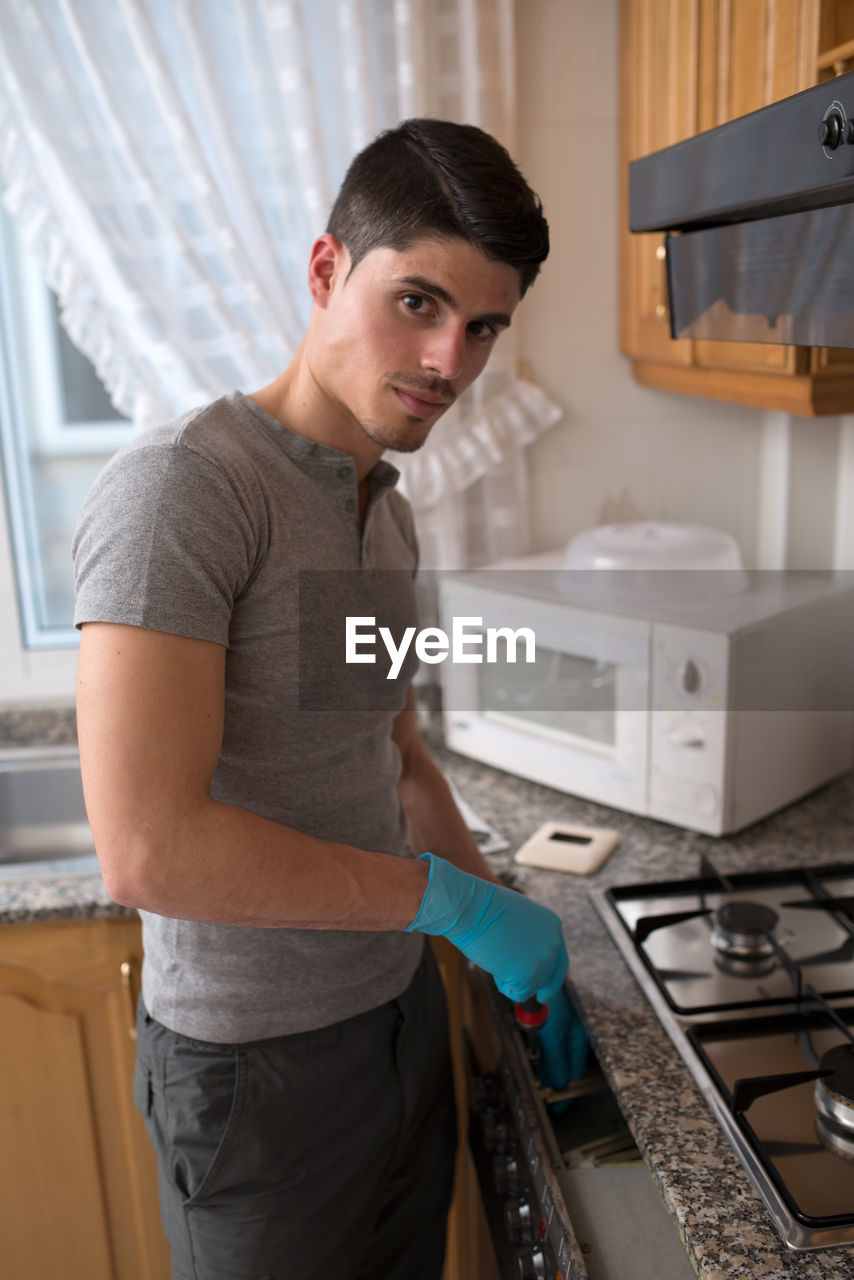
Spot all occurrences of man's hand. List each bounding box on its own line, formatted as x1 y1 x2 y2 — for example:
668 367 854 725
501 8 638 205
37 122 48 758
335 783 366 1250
404 852 568 1002
537 987 588 1113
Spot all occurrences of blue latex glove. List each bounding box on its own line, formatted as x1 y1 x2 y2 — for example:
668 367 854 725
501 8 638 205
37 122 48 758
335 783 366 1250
537 987 589 1114
405 852 568 1003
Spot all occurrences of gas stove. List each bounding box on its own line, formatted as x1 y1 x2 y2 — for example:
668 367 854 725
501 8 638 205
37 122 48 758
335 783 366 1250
593 857 854 1253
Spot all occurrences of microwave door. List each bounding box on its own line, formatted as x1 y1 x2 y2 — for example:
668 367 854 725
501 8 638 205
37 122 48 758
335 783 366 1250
481 647 619 749
438 582 652 814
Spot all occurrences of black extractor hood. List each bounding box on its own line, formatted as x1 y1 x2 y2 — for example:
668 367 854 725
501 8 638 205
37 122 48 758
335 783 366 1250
629 68 854 348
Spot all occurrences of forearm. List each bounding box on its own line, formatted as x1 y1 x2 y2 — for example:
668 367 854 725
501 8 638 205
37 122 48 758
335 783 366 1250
397 746 500 885
94 796 429 930
78 624 430 931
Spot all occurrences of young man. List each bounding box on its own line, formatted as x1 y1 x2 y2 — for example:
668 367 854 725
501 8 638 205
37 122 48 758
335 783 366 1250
74 119 574 1280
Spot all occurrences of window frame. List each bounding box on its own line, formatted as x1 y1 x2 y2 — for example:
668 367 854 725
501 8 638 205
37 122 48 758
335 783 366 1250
0 208 133 667
15 237 133 456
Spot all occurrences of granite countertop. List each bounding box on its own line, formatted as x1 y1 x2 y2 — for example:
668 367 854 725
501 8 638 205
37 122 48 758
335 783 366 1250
2 705 853 1279
0 706 127 924
0 865 128 925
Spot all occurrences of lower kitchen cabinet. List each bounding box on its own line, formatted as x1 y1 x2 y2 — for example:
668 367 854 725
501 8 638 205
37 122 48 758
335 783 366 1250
0 915 169 1280
0 919 494 1280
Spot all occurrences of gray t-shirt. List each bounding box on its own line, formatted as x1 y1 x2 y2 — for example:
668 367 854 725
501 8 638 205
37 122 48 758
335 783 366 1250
73 391 424 1041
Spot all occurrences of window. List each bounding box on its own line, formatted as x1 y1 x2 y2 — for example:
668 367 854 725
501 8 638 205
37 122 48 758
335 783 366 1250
0 207 133 649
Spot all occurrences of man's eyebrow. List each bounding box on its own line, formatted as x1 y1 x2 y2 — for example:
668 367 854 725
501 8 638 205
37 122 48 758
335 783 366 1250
395 274 512 329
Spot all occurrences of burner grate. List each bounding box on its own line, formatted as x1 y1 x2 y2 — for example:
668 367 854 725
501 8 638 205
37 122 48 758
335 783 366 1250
595 858 854 1248
608 859 854 1015
686 1003 854 1235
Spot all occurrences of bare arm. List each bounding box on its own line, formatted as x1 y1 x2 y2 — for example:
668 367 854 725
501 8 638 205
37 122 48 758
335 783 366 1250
392 686 501 884
76 622 428 928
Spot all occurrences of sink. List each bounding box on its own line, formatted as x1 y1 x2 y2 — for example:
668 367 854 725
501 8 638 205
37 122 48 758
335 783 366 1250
0 745 100 879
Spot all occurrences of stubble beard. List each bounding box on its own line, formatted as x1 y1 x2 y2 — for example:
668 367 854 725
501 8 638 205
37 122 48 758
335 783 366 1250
358 414 434 454
357 374 455 454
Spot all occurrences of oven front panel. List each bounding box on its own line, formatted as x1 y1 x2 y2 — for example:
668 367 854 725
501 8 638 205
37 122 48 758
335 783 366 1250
462 963 698 1279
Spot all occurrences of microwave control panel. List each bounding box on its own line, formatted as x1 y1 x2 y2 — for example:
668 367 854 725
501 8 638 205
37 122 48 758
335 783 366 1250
649 625 729 829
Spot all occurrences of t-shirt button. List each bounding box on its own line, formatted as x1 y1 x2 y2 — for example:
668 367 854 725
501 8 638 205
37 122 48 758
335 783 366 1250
345 498 356 513
337 466 350 480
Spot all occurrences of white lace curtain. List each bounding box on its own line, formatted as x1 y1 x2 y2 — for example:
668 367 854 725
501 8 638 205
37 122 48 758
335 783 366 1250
0 0 560 567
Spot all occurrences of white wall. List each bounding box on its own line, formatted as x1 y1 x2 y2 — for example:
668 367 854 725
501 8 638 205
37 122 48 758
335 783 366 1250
514 0 853 571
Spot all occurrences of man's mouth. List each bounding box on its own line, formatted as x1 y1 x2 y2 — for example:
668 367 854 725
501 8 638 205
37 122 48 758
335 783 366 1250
393 386 452 420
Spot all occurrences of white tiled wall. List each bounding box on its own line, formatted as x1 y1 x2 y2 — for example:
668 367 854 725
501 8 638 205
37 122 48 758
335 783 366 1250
513 0 852 571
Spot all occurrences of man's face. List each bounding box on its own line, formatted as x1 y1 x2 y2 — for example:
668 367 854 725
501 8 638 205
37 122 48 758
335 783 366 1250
309 235 522 455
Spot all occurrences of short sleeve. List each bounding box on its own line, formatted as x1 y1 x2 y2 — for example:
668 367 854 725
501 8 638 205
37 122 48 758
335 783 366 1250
73 441 260 645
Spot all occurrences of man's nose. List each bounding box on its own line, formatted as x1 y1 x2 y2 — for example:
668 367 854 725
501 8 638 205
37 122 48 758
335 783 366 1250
421 324 465 382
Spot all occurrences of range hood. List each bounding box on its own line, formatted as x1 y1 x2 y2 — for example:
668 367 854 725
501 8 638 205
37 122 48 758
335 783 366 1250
629 68 854 348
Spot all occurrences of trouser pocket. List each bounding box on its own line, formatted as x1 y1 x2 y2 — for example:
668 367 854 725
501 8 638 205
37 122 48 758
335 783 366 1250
132 1055 154 1119
159 1043 248 1207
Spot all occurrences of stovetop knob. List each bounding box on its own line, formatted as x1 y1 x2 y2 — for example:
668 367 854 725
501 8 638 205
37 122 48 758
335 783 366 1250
493 1153 520 1197
474 1075 500 1112
504 1199 533 1244
515 1246 546 1279
482 1113 509 1152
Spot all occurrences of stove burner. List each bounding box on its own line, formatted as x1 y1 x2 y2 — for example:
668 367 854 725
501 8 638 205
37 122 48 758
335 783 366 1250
816 1044 854 1162
710 900 779 964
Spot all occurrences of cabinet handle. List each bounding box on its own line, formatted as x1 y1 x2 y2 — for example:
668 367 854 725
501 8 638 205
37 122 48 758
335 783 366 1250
120 959 139 1041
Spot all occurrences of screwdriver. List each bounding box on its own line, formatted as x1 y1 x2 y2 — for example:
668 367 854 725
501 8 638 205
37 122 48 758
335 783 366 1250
514 996 549 1067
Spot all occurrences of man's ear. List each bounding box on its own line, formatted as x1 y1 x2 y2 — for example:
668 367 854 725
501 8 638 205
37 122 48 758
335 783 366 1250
307 234 348 308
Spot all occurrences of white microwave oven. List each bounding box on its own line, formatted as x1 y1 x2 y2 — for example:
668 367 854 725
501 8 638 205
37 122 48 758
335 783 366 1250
437 559 854 835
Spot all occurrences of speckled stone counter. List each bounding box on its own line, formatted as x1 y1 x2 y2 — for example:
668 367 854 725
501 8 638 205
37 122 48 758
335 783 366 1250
0 705 129 925
424 732 854 1280
3 703 853 1277
0 704 77 746
0 866 130 926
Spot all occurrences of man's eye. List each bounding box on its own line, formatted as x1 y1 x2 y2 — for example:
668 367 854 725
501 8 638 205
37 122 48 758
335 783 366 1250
468 320 497 340
402 293 428 313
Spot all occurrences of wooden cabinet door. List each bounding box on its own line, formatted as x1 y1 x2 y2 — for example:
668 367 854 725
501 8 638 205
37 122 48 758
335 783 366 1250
0 967 116 1277
620 0 699 367
0 917 169 1280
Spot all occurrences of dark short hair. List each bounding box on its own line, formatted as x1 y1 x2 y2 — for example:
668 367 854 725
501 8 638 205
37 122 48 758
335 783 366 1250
326 118 549 296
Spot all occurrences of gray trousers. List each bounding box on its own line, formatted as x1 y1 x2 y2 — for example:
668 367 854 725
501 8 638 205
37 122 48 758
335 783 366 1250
133 947 457 1280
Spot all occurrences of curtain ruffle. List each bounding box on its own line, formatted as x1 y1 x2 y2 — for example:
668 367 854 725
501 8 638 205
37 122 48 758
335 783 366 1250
397 379 562 511
0 108 171 430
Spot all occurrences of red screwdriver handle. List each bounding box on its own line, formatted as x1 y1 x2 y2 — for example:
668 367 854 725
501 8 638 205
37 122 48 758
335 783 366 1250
514 997 549 1029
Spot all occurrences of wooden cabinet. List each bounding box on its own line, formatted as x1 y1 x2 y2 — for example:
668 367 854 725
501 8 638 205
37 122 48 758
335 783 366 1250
620 0 854 413
0 916 169 1280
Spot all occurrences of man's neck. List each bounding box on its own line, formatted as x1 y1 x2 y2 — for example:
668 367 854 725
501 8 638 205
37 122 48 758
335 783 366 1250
248 347 383 485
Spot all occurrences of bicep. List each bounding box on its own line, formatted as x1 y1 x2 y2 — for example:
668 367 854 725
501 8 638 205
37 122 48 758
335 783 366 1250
76 622 226 858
